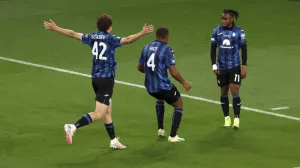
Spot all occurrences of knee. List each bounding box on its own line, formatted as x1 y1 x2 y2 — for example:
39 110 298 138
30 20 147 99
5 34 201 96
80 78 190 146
173 98 183 110
230 85 240 95
106 107 112 114
94 111 103 120
221 86 229 94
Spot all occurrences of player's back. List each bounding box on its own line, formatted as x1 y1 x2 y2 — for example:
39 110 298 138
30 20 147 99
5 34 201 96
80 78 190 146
82 31 122 78
140 40 175 93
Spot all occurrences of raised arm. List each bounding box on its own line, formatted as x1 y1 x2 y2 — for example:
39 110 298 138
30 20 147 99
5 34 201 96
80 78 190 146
120 24 154 45
44 19 83 40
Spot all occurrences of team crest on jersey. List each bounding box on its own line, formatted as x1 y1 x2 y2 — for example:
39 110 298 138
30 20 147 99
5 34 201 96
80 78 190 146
232 32 236 37
221 39 234 49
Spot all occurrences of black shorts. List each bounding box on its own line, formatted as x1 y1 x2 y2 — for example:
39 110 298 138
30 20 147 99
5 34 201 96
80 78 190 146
92 77 114 105
148 86 181 105
217 66 241 87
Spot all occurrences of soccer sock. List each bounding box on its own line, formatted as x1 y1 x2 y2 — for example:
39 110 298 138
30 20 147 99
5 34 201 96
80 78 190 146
232 94 241 118
104 123 116 140
156 101 165 130
74 114 92 129
170 109 183 137
220 94 229 117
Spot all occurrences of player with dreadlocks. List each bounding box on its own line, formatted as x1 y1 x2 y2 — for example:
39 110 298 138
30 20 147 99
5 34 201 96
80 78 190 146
210 9 248 129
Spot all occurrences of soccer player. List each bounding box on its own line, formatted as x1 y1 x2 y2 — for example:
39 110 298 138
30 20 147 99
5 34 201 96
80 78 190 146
210 9 247 129
44 13 154 149
137 27 191 142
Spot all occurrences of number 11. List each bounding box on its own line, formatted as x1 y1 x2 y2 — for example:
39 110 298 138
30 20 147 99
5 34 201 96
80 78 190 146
234 74 240 82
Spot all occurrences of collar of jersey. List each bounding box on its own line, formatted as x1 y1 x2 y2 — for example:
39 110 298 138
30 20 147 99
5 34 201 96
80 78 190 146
154 40 167 44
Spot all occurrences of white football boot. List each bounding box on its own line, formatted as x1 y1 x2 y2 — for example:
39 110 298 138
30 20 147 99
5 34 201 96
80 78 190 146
110 137 127 150
158 129 165 137
64 124 77 144
233 118 240 129
224 116 232 127
168 135 185 143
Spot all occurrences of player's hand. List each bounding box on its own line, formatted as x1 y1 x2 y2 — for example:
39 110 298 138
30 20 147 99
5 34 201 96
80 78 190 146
212 64 220 75
44 19 58 30
141 23 154 35
213 69 220 75
241 65 247 79
183 81 192 91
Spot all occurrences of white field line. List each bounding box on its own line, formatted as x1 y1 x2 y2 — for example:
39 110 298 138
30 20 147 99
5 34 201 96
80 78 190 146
1 56 299 122
271 107 290 111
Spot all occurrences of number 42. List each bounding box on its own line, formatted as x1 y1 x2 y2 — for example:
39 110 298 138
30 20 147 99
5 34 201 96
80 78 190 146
92 41 107 60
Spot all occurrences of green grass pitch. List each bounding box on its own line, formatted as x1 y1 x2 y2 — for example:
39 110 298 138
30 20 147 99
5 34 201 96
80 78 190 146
1 0 300 167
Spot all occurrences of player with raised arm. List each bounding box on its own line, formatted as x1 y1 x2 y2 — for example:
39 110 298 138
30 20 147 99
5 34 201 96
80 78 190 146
210 9 247 129
44 13 154 149
137 27 191 142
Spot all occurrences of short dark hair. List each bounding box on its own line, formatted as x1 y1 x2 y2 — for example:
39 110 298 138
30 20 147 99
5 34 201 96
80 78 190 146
156 27 169 39
97 13 112 32
223 9 239 21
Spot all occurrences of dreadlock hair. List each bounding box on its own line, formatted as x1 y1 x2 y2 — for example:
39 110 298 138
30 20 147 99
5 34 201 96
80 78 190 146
223 9 239 21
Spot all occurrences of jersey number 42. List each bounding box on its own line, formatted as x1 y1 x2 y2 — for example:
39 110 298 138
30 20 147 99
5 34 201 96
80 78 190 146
92 41 107 60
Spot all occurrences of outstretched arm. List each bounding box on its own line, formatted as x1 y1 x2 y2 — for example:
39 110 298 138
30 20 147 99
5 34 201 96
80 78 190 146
120 24 154 45
44 19 83 40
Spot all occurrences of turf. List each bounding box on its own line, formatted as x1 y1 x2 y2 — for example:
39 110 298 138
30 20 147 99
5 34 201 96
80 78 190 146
1 0 300 167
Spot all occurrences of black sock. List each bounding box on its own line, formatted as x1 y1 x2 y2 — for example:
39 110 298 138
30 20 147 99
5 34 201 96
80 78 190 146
170 109 183 137
156 101 165 130
232 94 241 118
74 114 92 129
104 123 116 140
220 94 229 117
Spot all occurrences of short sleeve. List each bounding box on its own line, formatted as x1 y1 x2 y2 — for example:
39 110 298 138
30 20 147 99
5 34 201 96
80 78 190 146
211 28 218 44
81 34 91 45
166 47 175 67
109 34 122 48
239 29 247 45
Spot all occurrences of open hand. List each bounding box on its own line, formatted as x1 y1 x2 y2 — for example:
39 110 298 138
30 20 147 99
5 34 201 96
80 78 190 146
141 23 154 35
44 19 58 30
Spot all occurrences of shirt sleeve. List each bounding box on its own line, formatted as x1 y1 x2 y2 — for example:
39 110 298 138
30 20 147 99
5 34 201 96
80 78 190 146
165 47 175 68
109 34 122 48
239 29 247 45
81 34 92 45
211 28 218 44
